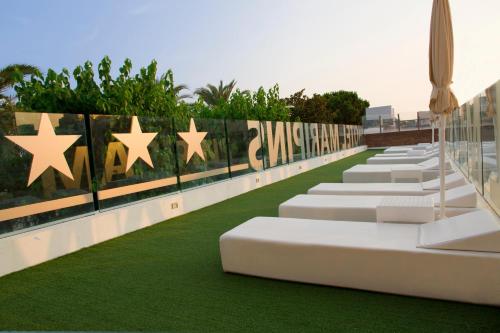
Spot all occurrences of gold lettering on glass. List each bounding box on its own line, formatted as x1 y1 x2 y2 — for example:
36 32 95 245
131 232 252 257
247 120 263 170
266 121 287 167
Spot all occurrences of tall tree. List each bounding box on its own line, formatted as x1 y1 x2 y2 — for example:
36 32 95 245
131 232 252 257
285 89 369 124
323 90 369 124
194 79 237 106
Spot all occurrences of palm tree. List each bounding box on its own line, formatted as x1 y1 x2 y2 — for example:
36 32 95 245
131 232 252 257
194 79 237 106
156 78 192 103
172 84 192 102
0 64 39 102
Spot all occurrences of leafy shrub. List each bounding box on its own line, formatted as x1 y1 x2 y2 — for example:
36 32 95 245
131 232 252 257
191 85 290 121
285 89 370 124
14 56 187 120
12 56 290 122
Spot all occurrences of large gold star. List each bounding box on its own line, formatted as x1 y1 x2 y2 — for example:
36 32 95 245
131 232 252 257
177 118 208 163
112 116 158 172
5 113 80 186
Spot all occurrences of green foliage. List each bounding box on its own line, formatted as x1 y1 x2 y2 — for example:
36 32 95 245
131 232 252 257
286 89 370 124
324 90 370 124
0 64 39 110
0 64 39 99
11 58 289 121
13 56 187 120
192 84 290 121
9 56 365 124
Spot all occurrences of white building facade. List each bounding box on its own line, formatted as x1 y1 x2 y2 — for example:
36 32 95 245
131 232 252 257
365 105 395 121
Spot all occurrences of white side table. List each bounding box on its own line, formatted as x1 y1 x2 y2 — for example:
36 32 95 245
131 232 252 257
390 166 423 183
376 196 434 224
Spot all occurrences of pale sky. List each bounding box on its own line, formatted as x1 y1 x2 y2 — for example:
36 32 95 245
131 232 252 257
2 0 500 119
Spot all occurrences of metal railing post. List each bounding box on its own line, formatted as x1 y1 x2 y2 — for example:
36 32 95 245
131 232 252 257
223 119 232 178
83 113 100 211
171 117 182 191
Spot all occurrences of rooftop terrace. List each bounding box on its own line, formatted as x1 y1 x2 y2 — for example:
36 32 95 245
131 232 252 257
0 150 498 332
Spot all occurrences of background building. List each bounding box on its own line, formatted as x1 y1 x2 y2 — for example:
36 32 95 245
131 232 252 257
365 105 395 121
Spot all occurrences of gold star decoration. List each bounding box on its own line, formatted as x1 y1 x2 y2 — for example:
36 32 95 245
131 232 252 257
177 118 208 163
5 113 81 186
112 116 158 172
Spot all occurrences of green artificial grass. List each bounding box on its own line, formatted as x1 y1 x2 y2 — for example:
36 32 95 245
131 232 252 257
0 149 498 332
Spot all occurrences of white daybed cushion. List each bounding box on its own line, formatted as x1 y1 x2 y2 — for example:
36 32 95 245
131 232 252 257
367 153 438 165
418 210 500 252
421 172 466 190
427 184 477 207
384 148 413 154
279 185 477 222
407 149 427 156
219 215 500 306
342 159 450 183
309 172 466 196
376 148 437 158
417 157 451 170
375 153 412 157
309 182 426 196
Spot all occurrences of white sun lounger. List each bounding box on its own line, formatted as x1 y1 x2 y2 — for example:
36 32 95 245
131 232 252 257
384 143 435 154
377 151 427 158
279 184 477 223
308 172 466 196
367 152 439 164
343 157 451 183
219 210 500 305
374 149 437 158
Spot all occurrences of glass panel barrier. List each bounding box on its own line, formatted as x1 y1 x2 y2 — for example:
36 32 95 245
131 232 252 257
362 117 381 134
318 123 332 155
0 111 94 235
0 110 366 236
338 124 346 150
308 123 321 156
285 122 306 162
225 119 257 177
467 97 483 192
400 119 418 132
260 121 288 168
481 81 500 213
90 114 178 210
446 80 500 214
176 118 229 189
419 117 432 130
458 104 469 176
382 118 397 133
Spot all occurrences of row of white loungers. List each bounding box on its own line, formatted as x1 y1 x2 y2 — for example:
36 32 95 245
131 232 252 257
220 153 500 305
367 153 439 165
309 172 466 196
342 157 452 182
219 210 500 306
279 184 477 223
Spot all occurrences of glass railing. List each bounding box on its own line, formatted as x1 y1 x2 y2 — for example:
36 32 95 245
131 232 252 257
363 116 435 134
0 112 364 236
446 80 500 214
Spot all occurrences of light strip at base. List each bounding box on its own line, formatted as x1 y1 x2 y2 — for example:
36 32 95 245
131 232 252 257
0 194 94 222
